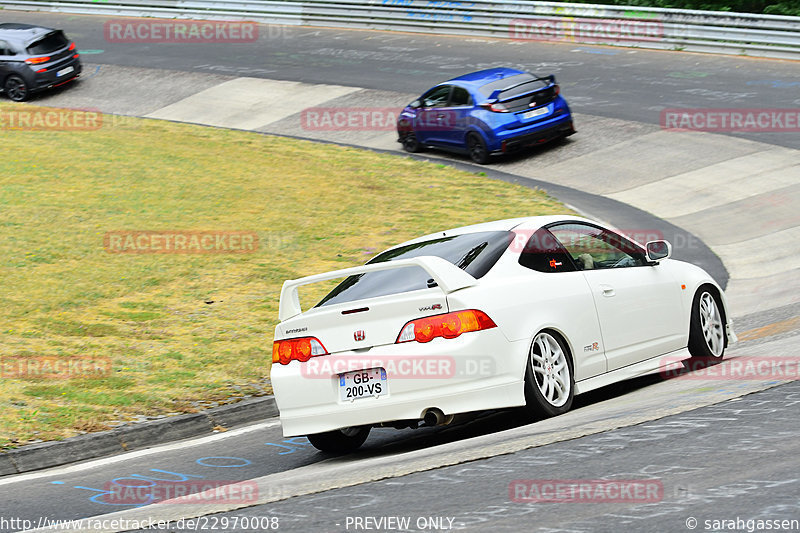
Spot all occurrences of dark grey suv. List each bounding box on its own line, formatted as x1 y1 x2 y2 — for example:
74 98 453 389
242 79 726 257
0 23 82 101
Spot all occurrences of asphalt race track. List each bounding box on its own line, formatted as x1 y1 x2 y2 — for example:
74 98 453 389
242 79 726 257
1 10 799 533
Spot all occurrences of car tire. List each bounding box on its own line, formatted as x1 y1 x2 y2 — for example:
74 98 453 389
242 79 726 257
523 330 574 418
466 132 490 165
401 133 423 153
4 75 30 102
684 287 726 370
307 426 370 453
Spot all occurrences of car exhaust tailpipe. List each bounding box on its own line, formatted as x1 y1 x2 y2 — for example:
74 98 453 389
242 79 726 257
423 408 454 427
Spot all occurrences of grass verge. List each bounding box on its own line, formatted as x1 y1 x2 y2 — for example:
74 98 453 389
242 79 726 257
0 103 570 449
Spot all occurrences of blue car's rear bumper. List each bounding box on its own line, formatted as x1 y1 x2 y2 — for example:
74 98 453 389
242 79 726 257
494 116 576 154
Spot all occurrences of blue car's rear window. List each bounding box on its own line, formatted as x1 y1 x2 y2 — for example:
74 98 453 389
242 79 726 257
479 73 549 99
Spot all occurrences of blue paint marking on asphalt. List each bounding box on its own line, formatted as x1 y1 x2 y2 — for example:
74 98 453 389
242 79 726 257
79 65 102 79
73 485 152 507
264 437 311 455
56 469 213 507
79 50 105 55
196 456 251 467
52 452 282 508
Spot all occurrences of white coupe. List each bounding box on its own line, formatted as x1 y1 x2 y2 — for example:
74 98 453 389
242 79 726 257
271 216 736 452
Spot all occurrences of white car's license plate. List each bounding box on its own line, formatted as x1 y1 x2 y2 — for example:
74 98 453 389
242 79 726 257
57 66 74 77
339 368 387 401
522 107 549 120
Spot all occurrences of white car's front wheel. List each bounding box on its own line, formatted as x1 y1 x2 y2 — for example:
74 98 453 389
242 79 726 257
524 330 574 418
686 287 726 368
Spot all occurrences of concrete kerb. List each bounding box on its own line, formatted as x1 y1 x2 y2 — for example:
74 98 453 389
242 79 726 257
0 396 277 476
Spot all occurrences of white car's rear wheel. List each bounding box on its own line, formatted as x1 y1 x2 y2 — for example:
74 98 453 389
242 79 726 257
307 426 370 453
686 288 726 368
524 331 574 418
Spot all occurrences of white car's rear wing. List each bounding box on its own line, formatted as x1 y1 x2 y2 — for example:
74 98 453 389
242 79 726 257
278 256 477 321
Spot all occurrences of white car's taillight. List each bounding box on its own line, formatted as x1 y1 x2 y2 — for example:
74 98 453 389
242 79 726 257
396 310 497 344
272 337 328 365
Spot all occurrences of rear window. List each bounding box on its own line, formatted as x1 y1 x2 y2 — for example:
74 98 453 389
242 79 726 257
479 73 549 99
0 40 15 56
316 230 513 307
27 31 68 55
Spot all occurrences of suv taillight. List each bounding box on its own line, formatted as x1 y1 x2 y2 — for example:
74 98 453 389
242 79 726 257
272 337 328 365
25 56 51 65
396 310 497 343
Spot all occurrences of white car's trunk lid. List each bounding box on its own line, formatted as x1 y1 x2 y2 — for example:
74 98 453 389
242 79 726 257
277 287 448 353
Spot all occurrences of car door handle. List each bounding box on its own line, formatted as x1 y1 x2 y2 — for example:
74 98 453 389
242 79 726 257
600 285 616 297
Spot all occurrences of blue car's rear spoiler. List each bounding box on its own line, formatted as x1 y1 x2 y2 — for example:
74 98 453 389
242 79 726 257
487 74 556 102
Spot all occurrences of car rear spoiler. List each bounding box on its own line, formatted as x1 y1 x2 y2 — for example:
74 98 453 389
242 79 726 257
278 256 477 321
487 74 556 102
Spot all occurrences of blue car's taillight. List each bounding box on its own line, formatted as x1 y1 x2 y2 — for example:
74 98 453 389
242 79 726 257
481 102 511 113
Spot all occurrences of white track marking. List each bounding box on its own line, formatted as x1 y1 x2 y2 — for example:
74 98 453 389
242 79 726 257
609 148 800 218
145 78 359 129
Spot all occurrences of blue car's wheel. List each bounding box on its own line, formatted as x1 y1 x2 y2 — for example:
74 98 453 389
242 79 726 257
467 133 489 165
401 133 423 153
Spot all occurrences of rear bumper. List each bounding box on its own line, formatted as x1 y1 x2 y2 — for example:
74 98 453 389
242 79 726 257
496 117 575 154
271 329 527 437
32 58 82 92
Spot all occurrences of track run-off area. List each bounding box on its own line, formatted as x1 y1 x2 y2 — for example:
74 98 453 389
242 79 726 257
1 9 799 533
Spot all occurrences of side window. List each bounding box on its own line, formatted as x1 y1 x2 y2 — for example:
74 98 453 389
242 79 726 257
549 223 646 270
518 227 576 273
449 86 472 107
421 85 451 108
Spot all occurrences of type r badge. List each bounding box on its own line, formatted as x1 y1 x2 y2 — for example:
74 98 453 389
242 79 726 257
354 330 366 342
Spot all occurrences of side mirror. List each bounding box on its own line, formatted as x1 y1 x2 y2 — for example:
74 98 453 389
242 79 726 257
646 240 672 263
409 99 421 109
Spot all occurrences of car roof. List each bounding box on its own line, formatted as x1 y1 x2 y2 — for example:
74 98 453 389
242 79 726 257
445 67 528 88
385 215 599 249
0 23 55 44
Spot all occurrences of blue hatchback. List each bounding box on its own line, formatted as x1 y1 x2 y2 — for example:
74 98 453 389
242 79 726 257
397 67 575 164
